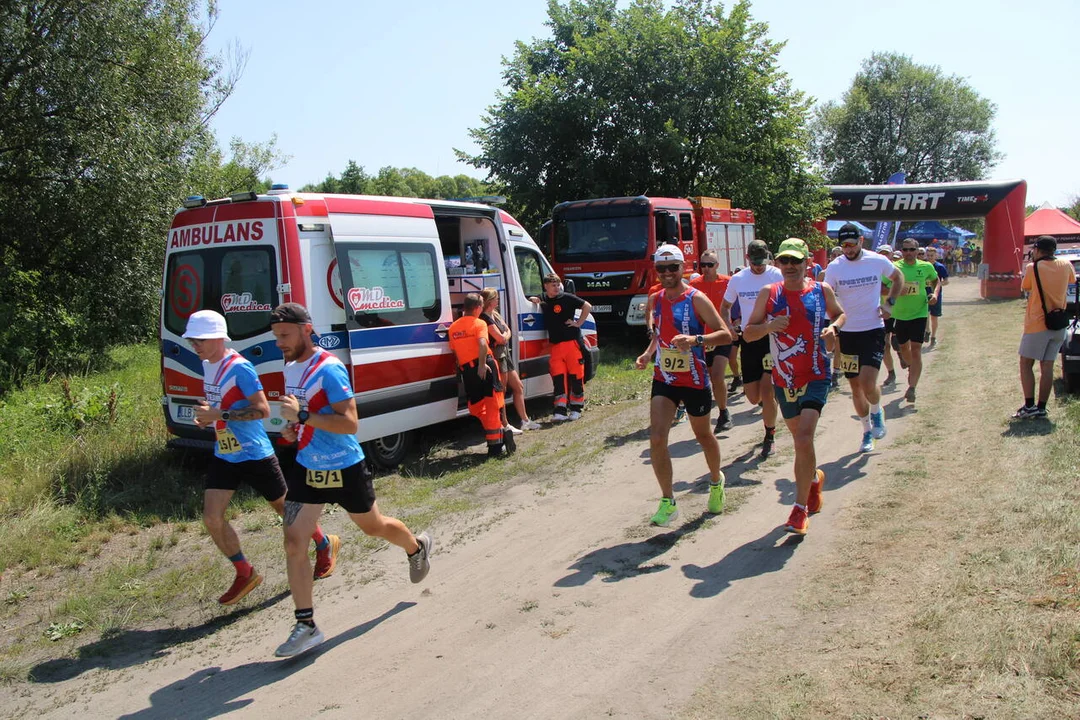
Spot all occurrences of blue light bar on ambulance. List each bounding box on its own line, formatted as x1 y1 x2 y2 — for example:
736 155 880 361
229 191 258 203
182 195 207 209
271 184 289 190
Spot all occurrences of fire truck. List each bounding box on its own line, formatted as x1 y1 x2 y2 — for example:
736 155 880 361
543 195 755 327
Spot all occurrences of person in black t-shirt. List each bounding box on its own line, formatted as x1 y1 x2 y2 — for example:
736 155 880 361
528 273 592 420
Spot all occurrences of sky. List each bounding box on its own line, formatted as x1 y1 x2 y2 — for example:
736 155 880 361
207 0 1079 207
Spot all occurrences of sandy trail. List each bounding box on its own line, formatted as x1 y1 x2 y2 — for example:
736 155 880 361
4 280 974 720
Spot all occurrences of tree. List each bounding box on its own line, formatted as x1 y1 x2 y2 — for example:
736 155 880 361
303 162 492 200
811 52 1001 185
459 0 828 239
0 0 252 391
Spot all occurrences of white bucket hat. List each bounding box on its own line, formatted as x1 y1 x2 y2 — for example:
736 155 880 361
183 310 231 340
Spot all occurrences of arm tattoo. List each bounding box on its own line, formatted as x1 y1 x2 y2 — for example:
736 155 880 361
228 407 264 421
283 500 304 527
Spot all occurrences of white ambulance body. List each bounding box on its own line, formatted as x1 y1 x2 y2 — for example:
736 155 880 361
160 187 598 467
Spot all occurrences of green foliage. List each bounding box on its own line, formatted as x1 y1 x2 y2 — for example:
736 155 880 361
303 161 492 200
0 1 279 395
812 52 1002 184
460 0 829 239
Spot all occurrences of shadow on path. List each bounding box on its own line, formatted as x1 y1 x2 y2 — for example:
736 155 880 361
774 451 870 507
117 601 415 719
554 514 711 587
682 526 803 599
30 591 292 683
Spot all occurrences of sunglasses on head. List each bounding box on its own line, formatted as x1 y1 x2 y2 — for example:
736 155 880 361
655 263 681 273
776 256 803 265
699 262 716 268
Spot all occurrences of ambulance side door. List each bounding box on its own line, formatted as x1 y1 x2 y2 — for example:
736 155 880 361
509 241 555 398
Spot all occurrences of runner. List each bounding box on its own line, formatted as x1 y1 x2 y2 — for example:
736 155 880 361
892 239 941 404
527 274 592 421
727 269 744 394
689 249 736 433
925 246 949 348
634 244 732 526
822 223 903 453
183 310 338 606
722 240 784 457
450 293 515 457
270 303 432 658
876 245 899 388
480 288 540 433
743 238 845 535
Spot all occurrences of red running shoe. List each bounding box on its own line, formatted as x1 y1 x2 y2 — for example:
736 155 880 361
784 505 809 535
313 534 342 580
219 568 262 605
807 469 825 515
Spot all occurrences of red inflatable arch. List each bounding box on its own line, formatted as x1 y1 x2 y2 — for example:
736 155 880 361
825 179 1027 299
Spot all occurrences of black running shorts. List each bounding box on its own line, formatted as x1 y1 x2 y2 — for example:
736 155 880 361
205 454 288 502
837 328 886 378
739 336 773 384
893 317 928 346
651 380 713 417
286 459 377 514
705 344 732 367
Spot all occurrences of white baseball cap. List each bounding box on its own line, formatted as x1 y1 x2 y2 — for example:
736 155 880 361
654 244 685 263
183 310 231 340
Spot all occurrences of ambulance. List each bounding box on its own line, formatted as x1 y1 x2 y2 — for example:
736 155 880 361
160 186 599 467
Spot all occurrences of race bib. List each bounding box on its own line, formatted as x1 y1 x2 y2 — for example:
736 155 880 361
839 353 860 374
902 281 920 296
704 344 716 353
306 468 344 489
215 427 242 455
783 385 807 402
658 346 690 373
762 353 774 371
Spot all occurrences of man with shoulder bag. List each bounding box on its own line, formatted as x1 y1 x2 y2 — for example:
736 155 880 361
1014 235 1076 419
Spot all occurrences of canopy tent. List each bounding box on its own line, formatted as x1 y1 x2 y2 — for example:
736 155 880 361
896 221 962 244
825 219 875 239
1024 203 1080 245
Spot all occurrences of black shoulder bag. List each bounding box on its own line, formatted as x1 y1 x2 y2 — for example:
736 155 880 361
1033 258 1070 331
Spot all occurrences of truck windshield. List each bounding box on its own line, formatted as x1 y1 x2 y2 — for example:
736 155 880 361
554 216 649 262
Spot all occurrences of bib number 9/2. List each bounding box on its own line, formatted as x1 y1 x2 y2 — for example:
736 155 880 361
839 353 860 374
783 385 807 402
659 346 690 373
215 427 241 455
306 469 344 489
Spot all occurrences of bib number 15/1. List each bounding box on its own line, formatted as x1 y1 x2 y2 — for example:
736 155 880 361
306 469 344 489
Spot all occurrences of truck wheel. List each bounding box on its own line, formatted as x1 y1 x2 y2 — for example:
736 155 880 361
362 432 412 469
1065 372 1080 394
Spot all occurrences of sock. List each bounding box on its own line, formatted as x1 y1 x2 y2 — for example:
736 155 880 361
870 403 882 415
312 527 329 551
1037 401 1047 410
794 503 806 511
765 426 775 438
1025 397 1034 408
228 552 252 576
860 415 871 432
295 608 315 628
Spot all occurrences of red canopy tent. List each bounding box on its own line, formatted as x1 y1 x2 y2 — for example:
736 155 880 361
1024 203 1080 248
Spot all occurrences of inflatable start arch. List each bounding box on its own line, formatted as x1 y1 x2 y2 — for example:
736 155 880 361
826 179 1027 299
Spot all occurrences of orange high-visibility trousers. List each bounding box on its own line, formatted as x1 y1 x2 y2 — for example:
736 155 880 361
549 340 585 415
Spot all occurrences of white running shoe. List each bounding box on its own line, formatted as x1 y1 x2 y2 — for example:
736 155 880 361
505 424 523 435
551 414 569 422
567 411 582 420
274 622 324 658
521 419 542 431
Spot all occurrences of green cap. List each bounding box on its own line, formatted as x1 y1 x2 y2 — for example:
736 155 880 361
776 237 809 260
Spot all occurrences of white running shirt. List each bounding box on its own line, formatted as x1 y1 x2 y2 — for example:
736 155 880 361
822 251 897 332
723 265 784 322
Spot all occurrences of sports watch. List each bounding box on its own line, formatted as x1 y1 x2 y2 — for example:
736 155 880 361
886 297 896 307
695 334 704 346
297 410 310 424
220 410 231 421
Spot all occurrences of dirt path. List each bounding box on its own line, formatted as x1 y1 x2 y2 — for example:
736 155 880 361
3 282 972 720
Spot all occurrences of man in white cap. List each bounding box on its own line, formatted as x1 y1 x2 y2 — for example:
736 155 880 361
635 244 732 526
183 310 339 607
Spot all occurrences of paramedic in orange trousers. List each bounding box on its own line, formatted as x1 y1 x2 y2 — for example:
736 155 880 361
528 273 592 421
449 293 515 457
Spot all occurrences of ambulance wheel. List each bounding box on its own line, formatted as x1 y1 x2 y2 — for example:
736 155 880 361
1065 371 1080 395
363 432 412 469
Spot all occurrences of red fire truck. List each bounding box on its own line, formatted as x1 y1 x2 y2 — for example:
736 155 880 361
543 195 755 327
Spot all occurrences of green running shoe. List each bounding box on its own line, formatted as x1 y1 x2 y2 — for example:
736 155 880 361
707 475 726 514
650 498 679 527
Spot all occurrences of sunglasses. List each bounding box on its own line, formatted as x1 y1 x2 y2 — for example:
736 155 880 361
776 256 803 265
655 263 682 273
699 262 716 268
901 247 918 252
840 241 859 247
